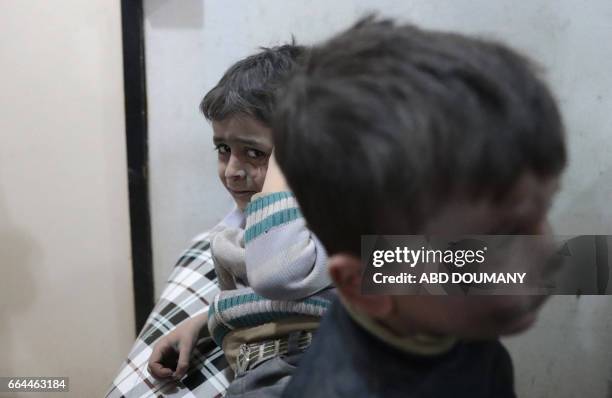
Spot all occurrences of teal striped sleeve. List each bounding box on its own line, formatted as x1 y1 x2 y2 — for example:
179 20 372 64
245 191 301 243
243 191 332 300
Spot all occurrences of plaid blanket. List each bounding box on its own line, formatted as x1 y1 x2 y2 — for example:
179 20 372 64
106 232 231 398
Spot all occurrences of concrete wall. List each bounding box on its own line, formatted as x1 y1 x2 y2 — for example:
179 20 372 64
0 0 134 396
145 1 612 396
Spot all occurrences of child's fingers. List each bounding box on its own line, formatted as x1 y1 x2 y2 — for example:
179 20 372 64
148 339 169 367
148 361 173 379
173 338 194 380
148 340 175 379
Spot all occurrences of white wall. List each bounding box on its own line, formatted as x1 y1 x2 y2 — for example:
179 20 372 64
145 1 612 396
0 1 134 396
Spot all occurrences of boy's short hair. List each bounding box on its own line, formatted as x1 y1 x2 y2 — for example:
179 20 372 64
273 16 566 255
201 43 306 124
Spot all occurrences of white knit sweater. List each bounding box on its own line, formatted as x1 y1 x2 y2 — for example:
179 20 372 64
207 191 334 345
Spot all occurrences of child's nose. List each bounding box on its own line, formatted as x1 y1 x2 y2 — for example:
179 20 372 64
225 156 246 179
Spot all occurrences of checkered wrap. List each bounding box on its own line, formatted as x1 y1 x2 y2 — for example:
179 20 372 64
106 232 231 398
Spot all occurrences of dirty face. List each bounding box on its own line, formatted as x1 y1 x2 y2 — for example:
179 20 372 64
212 116 273 210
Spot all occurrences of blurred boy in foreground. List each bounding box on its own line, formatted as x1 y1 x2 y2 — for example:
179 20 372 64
273 16 566 397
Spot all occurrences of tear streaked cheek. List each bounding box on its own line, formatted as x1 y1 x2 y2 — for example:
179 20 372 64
246 165 268 191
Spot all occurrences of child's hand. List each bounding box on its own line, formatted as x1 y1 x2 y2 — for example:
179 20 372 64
148 313 207 380
261 150 289 193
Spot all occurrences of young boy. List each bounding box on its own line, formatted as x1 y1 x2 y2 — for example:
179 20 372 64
272 17 566 397
148 44 333 397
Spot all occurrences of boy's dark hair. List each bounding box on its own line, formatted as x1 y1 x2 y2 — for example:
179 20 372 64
201 43 306 125
273 16 566 256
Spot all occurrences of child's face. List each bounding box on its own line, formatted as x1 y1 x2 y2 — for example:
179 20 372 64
335 173 561 338
390 173 560 338
212 116 273 210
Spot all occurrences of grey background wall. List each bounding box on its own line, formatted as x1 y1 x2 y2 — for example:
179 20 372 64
145 1 612 397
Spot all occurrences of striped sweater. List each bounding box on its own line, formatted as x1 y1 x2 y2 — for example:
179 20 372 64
207 191 334 346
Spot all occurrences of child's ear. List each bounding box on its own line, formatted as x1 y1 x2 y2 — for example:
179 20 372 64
329 253 393 319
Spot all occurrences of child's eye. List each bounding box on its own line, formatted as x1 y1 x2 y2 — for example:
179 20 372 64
246 148 266 159
214 144 230 155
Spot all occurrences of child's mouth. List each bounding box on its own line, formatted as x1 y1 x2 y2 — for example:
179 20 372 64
228 188 256 198
495 295 548 334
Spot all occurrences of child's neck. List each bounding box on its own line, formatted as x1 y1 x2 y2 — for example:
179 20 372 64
343 299 456 356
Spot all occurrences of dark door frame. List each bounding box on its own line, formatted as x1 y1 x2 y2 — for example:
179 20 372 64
120 0 154 335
